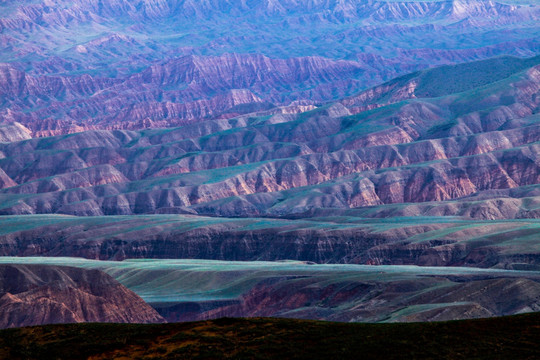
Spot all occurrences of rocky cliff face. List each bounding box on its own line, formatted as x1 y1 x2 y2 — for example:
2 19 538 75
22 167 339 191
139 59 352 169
3 257 539 324
0 264 165 329
0 215 538 269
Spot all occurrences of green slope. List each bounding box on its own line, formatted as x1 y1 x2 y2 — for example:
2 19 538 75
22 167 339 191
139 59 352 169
414 55 540 98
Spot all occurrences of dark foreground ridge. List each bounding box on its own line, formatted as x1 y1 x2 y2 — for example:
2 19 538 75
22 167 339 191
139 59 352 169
1 314 540 360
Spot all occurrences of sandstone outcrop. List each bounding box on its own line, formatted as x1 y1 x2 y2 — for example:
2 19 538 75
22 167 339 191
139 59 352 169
0 264 165 329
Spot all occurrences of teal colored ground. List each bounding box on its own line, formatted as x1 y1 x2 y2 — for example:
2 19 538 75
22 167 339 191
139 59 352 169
0 256 538 305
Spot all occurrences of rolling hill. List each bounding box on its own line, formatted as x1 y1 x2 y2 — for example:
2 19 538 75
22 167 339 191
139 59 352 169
0 56 538 220
0 55 538 269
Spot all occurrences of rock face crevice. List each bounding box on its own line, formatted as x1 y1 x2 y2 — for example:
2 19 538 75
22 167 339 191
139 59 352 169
0 264 165 329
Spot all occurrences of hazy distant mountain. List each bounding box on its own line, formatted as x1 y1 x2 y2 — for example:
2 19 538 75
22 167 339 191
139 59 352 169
0 0 538 135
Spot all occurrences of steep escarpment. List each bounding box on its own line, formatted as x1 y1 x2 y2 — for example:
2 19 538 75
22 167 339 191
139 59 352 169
0 215 539 269
0 264 165 329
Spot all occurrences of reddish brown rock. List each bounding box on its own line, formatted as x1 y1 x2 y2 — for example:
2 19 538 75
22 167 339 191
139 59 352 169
0 264 165 329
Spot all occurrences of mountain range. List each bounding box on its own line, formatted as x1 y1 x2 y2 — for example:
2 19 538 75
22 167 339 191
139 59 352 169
1 0 540 333
1 0 539 135
0 55 538 220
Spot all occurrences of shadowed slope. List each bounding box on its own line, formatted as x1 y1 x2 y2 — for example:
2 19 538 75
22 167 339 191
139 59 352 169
342 55 540 111
1 314 540 359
